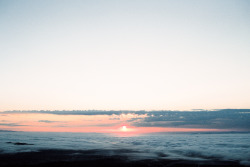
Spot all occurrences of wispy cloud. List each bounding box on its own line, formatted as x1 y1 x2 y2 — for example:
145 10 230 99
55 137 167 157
109 117 120 120
3 110 148 115
38 120 60 123
0 123 27 127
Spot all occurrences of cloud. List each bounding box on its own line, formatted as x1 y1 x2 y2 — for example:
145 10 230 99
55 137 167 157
2 109 250 130
93 123 120 127
0 123 27 126
38 120 59 123
127 117 143 122
132 109 250 130
3 110 148 116
0 115 8 117
109 117 120 120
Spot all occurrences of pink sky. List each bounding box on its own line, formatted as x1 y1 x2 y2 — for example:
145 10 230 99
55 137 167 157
0 113 235 134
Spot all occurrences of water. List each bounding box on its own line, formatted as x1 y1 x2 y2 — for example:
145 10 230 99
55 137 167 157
0 132 250 165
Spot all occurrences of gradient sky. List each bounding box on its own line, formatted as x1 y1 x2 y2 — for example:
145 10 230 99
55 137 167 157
0 0 250 111
1 109 249 133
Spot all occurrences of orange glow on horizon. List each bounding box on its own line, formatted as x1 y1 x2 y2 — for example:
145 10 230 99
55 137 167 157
0 124 237 135
0 113 242 134
0 124 233 134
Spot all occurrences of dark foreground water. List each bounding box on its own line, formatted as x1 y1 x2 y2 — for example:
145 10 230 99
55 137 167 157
0 131 249 167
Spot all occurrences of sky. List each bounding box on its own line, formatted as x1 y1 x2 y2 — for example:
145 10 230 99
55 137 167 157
1 109 250 133
0 0 250 111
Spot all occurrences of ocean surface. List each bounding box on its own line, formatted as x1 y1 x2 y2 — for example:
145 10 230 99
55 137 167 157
0 131 250 166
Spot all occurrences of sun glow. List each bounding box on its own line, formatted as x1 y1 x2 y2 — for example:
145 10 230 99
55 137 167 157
122 126 127 131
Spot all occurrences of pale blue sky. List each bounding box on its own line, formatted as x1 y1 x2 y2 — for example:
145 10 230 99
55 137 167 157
0 0 250 111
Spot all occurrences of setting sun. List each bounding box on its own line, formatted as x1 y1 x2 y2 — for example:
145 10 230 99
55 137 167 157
122 126 127 131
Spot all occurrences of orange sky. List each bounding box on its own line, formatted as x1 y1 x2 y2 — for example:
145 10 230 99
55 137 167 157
0 113 234 134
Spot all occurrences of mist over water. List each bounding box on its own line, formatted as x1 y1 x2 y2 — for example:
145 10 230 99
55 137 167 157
0 132 249 166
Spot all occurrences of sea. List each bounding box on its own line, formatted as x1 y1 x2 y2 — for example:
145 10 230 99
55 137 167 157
0 131 250 166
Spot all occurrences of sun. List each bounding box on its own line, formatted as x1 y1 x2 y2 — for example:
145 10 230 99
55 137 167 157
116 125 138 136
122 126 127 131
